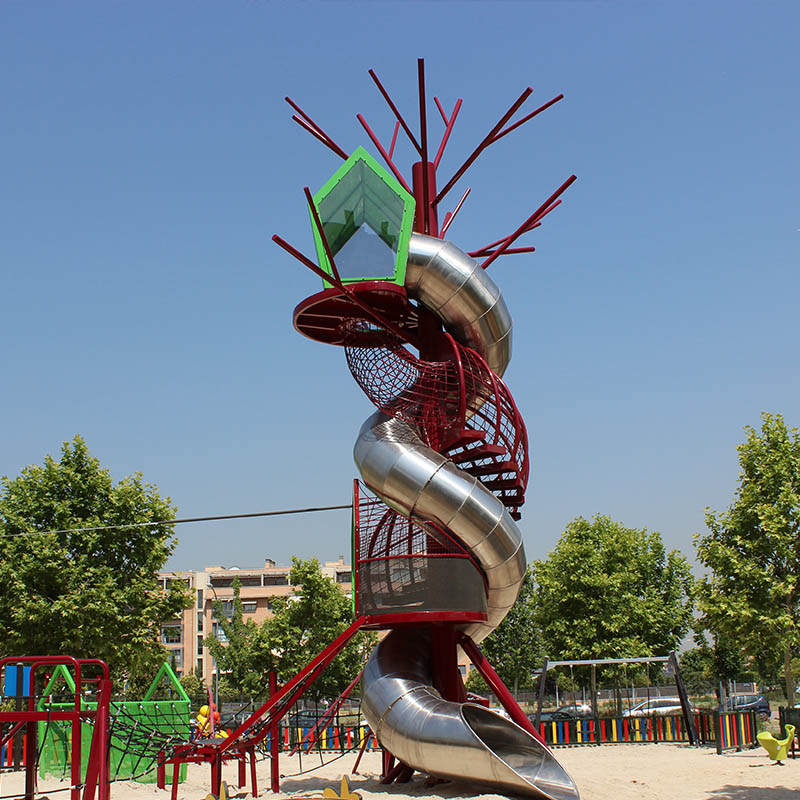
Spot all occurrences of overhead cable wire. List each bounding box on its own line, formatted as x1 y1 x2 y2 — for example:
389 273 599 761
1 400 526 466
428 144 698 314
0 503 353 540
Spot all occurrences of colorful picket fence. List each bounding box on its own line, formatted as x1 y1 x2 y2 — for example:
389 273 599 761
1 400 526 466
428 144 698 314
273 714 755 752
534 711 756 751
270 724 380 752
714 711 757 754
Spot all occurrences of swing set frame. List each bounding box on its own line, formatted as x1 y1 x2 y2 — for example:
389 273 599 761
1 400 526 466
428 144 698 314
533 651 698 745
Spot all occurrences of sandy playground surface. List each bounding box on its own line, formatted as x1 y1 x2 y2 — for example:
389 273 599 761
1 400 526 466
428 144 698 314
3 746 800 800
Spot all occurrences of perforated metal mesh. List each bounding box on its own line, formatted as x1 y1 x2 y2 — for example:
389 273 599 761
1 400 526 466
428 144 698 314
343 319 529 515
353 482 487 619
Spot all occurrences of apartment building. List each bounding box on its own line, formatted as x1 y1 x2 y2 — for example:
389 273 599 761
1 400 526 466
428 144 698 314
158 555 475 688
157 556 352 685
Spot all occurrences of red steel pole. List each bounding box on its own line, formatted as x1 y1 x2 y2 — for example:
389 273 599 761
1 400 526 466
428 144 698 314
269 671 280 793
458 633 548 747
412 162 438 236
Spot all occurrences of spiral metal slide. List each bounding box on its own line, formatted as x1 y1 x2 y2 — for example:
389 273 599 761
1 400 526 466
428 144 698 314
356 234 579 800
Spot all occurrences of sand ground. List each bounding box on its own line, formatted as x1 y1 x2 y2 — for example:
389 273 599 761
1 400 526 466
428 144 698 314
3 746 799 800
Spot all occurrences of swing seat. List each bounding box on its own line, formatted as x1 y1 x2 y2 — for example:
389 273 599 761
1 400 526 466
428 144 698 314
757 724 795 763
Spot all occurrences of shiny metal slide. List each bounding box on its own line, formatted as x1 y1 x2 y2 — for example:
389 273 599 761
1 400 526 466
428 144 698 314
356 234 579 800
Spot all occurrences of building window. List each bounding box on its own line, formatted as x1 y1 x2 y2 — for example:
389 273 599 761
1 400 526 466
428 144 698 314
196 659 203 678
197 589 203 610
263 575 289 586
197 635 204 656
458 665 467 676
212 622 229 643
336 571 350 583
170 650 184 670
216 600 235 618
242 602 257 614
197 614 204 632
161 626 182 645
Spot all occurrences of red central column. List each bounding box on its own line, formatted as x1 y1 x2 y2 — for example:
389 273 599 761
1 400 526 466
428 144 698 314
431 623 467 703
412 161 438 236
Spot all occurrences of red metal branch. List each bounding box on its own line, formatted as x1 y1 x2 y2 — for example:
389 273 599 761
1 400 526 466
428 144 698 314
524 199 561 228
357 113 413 194
434 96 449 125
272 235 414 344
433 98 462 169
469 246 536 258
491 94 564 143
439 186 470 238
417 58 430 234
434 87 533 206
304 186 341 284
471 221 544 256
481 175 576 269
368 68 422 155
388 121 400 160
285 96 324 133
292 115 349 161
285 97 349 160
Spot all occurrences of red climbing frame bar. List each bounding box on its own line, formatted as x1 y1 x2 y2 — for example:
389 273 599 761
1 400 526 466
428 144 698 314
269 671 279 794
457 634 548 747
218 616 366 752
0 657 112 800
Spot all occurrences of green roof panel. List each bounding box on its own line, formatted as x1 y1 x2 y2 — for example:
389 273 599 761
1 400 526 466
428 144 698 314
310 146 415 287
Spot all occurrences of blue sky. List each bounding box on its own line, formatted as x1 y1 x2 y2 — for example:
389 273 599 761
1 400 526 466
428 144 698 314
2 1 798 573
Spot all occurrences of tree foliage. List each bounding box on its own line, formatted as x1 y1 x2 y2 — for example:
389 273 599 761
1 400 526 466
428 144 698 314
204 576 261 694
479 566 542 693
533 515 693 672
464 668 490 695
179 670 208 705
695 413 800 700
0 436 190 688
204 558 375 700
257 558 375 699
680 633 746 697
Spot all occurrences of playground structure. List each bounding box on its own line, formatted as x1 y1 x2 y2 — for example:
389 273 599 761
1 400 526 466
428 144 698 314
278 59 579 799
36 661 190 785
0 659 194 799
0 62 775 800
2 60 579 800
0 657 113 800
533 655 698 740
757 724 796 764
71 58 576 800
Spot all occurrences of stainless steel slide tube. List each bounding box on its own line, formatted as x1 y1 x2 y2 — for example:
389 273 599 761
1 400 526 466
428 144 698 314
357 234 578 799
361 629 578 800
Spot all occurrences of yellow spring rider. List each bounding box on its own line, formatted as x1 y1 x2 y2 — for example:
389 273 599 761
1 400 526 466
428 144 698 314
197 704 229 739
757 724 795 765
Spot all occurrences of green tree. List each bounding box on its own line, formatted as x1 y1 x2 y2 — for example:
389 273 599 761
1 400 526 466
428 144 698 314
533 515 693 670
677 647 713 694
480 566 542 693
255 557 375 700
695 413 800 701
203 558 375 700
204 576 262 695
0 436 190 688
464 668 490 695
179 670 208 705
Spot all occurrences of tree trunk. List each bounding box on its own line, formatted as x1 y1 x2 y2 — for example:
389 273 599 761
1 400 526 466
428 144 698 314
785 645 794 702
